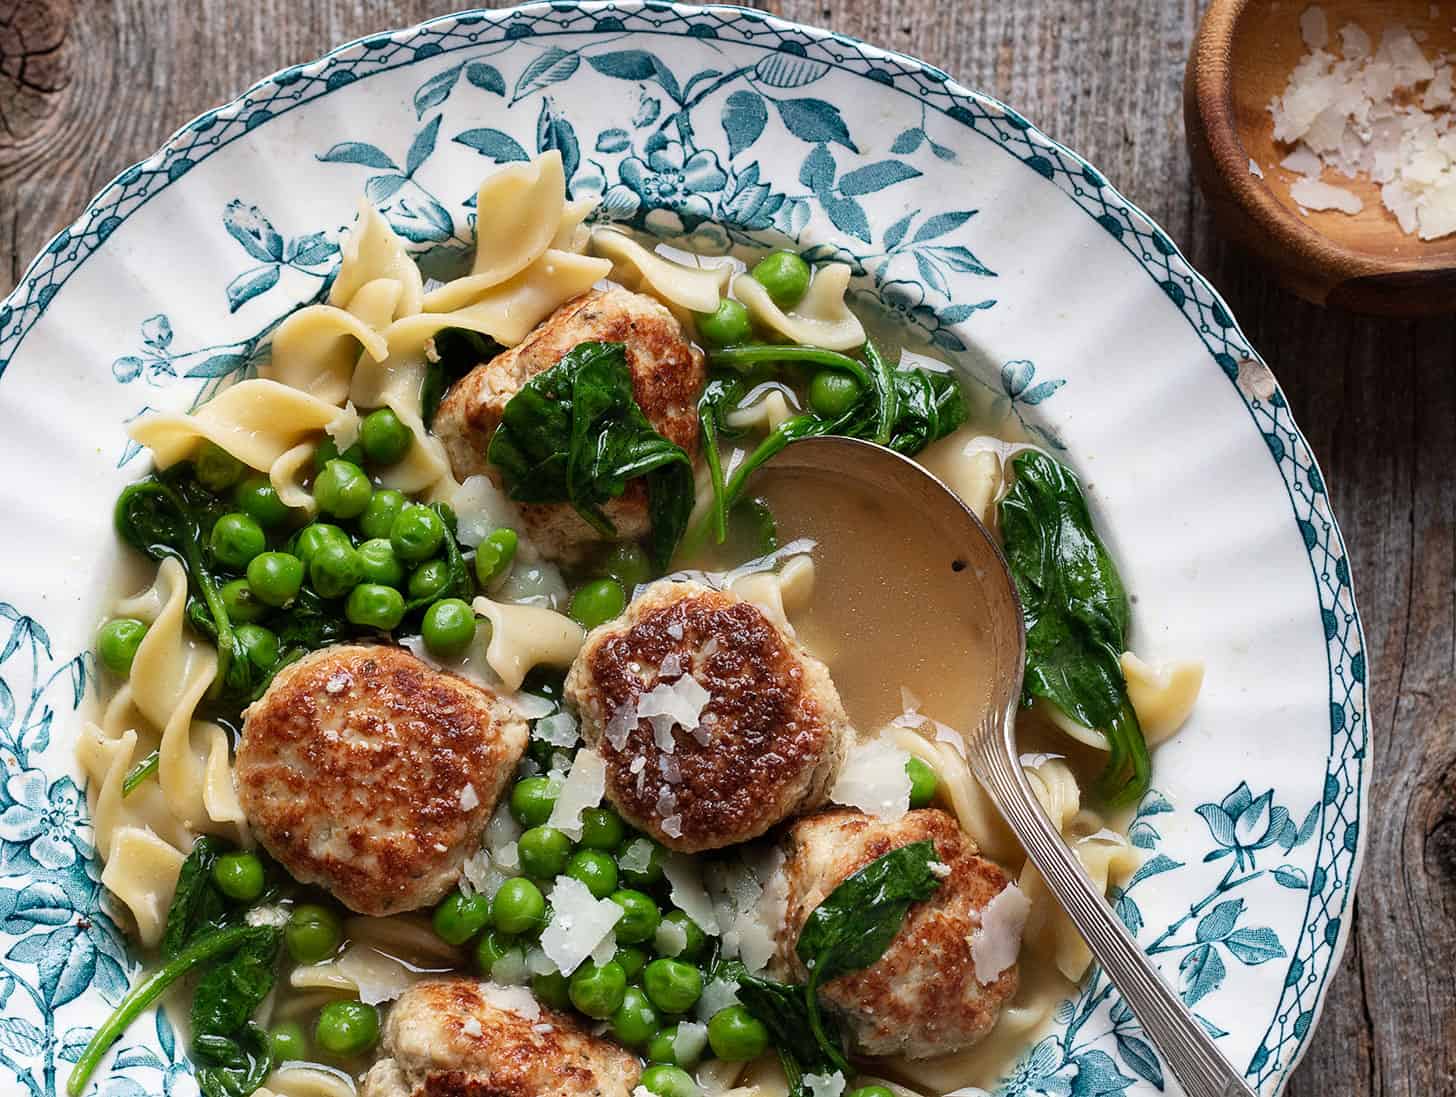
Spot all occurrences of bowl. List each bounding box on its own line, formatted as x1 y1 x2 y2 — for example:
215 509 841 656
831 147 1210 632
0 4 1368 1094
1187 0 1456 314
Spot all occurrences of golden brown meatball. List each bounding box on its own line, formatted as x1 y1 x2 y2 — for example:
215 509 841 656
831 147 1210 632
361 976 640 1097
565 579 849 853
433 286 705 563
778 808 1019 1059
236 645 527 916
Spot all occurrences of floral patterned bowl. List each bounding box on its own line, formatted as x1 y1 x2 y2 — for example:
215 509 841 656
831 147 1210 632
0 4 1367 1096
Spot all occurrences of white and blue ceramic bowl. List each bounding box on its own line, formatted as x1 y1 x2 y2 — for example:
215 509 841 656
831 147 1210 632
0 5 1367 1095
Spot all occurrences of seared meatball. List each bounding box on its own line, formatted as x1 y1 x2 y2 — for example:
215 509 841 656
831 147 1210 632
778 808 1019 1059
237 645 527 916
361 977 640 1097
434 286 706 563
565 580 849 852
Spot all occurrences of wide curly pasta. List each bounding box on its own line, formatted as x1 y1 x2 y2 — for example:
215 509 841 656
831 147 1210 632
470 595 585 692
590 227 729 313
733 263 865 350
257 1066 358 1097
728 555 814 634
1041 649 1205 750
263 302 389 404
1019 827 1141 982
919 432 1007 527
328 200 424 320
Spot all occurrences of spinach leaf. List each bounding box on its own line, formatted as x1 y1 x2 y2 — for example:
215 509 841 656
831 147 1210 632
161 837 233 960
115 473 250 699
885 365 966 455
999 450 1149 805
487 341 695 569
423 327 501 428
194 1020 273 1097
713 960 843 1096
191 926 281 1040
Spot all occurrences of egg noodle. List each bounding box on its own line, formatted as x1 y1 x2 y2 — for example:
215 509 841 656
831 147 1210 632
78 153 1204 1097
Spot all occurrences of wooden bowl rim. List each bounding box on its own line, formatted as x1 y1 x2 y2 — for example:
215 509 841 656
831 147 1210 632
1191 0 1454 278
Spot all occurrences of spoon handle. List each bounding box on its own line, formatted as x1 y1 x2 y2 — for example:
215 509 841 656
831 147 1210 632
972 738 1258 1097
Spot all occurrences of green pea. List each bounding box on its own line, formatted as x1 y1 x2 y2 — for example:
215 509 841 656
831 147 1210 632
432 890 492 946
749 250 811 310
293 523 350 567
566 849 619 899
707 1004 769 1061
314 459 372 520
313 436 365 471
568 578 626 630
285 904 342 964
531 970 572 1010
235 624 279 671
211 851 265 902
642 958 702 1014
194 442 245 492
268 1021 308 1063
846 1087 896 1097
809 369 863 419
640 1064 699 1097
693 297 752 347
422 598 476 656
610 889 661 945
408 558 451 601
360 407 412 465
493 878 546 936
618 837 667 887
345 583 405 631
234 476 291 529
356 538 404 587
579 807 627 851
519 825 573 879
614 944 648 982
209 512 266 570
906 755 938 809
247 551 305 608
314 1000 379 1057
97 618 147 676
310 541 363 600
612 986 661 1046
646 1023 704 1068
474 527 518 587
657 910 707 960
473 928 514 973
601 542 653 589
220 578 268 624
569 959 628 1020
359 489 407 541
390 504 445 562
510 776 558 827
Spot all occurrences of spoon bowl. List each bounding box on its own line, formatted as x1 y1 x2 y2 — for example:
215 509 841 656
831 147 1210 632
1187 0 1456 314
776 435 1257 1097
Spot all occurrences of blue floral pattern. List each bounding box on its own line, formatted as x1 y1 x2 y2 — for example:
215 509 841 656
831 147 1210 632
0 5 1367 1096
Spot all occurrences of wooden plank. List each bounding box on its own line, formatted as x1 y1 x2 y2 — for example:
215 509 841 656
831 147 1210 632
3 3 1451 1095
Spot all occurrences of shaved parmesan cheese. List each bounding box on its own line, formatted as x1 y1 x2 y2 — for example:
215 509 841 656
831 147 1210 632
510 692 558 719
547 749 606 839
606 702 635 751
1291 177 1364 213
655 917 689 957
970 883 1032 985
664 854 720 934
803 1072 846 1097
451 475 522 549
493 841 520 874
535 711 579 748
526 947 558 975
462 1017 483 1037
673 1021 709 1065
540 876 624 975
337 946 416 1005
662 814 684 838
481 981 541 1020
696 976 742 1021
619 838 655 875
1249 158 1265 178
491 947 530 986
831 737 912 819
325 402 360 451
659 651 683 678
459 783 479 811
1300 5 1328 49
245 904 289 928
629 755 647 775
635 675 712 751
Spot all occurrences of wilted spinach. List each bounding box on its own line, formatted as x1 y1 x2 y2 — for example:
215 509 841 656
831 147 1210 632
696 341 966 551
999 450 1149 805
726 841 944 1092
194 1022 273 1097
161 836 234 960
422 327 502 428
487 341 695 569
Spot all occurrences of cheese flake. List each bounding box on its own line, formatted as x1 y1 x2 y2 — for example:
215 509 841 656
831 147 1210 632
970 883 1032 985
480 980 541 1020
830 737 912 819
540 875 624 976
547 748 606 839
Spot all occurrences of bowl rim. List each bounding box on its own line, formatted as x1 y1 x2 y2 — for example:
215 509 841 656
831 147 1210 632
0 4 1370 1093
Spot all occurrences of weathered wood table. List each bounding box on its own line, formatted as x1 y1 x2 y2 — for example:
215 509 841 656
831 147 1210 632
1 2 1449 1095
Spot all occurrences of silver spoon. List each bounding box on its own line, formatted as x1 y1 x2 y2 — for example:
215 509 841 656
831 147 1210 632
774 436 1257 1097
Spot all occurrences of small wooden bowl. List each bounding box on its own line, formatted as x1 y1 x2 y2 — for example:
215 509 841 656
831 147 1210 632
1186 0 1456 315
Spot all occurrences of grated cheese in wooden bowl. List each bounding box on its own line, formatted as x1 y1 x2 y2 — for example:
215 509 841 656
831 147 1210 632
1269 5 1456 238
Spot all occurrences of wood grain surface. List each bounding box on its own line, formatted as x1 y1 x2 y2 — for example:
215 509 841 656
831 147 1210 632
1 2 1450 1095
